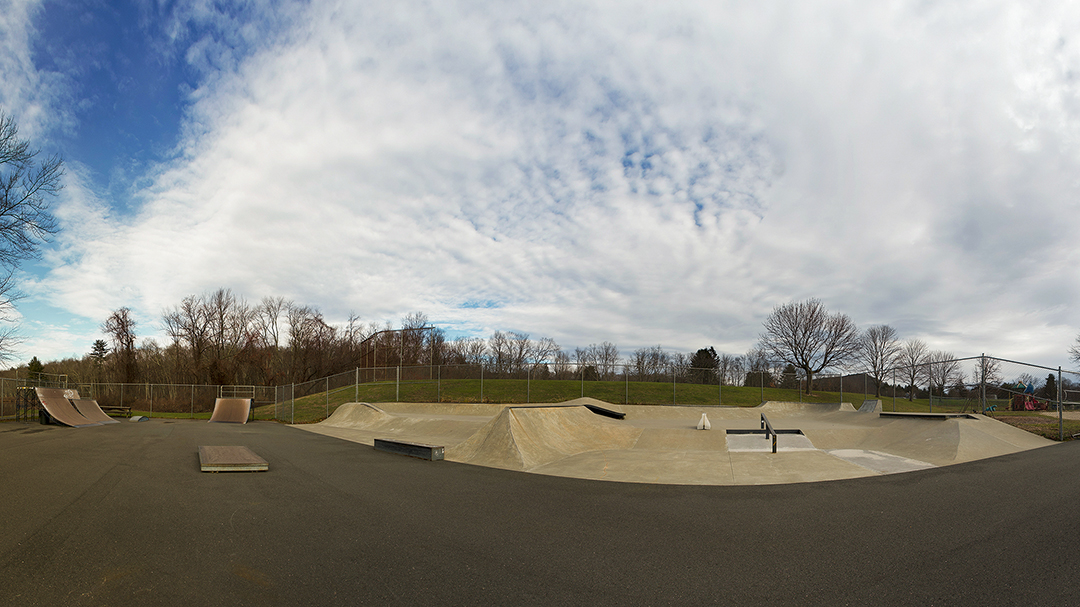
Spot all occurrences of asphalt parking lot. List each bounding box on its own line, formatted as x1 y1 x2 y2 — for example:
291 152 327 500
1 418 1077 606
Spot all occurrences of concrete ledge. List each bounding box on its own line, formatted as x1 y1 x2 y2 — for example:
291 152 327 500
374 438 445 461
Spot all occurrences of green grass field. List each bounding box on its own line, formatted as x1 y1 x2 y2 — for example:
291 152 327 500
249 378 1006 424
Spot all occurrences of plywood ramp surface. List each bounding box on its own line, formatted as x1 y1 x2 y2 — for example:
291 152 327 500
35 388 99 428
71 399 120 424
208 398 251 423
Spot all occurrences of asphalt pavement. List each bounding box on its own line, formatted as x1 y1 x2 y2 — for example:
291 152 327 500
1 418 1077 606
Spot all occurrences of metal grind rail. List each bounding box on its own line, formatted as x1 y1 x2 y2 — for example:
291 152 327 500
760 413 777 454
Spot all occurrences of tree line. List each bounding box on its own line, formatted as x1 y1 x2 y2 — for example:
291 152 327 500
17 292 1080 397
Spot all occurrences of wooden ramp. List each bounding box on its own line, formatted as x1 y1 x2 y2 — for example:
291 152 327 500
71 399 121 424
35 388 100 428
198 446 268 472
208 398 252 423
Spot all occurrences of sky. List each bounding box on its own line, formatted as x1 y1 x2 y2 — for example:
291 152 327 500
1 0 1079 372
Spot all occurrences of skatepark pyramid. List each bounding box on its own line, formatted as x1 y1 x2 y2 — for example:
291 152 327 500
446 406 642 471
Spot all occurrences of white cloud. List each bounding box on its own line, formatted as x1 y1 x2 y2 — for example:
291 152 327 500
13 0 1080 369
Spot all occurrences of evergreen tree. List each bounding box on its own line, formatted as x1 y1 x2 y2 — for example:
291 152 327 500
1043 373 1058 400
27 356 43 383
688 347 719 384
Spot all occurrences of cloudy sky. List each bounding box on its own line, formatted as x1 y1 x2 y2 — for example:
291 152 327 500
1 0 1079 370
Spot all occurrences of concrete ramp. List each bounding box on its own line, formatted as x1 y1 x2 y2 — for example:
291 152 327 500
35 388 100 428
323 402 396 427
758 401 852 415
71 399 121 424
859 400 882 413
208 398 251 423
309 402 491 447
447 406 642 471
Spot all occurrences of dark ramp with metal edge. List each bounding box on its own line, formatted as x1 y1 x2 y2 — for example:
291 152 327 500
70 399 121 424
35 388 100 428
208 398 252 423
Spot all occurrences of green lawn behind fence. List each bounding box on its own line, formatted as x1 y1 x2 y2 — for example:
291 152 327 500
252 378 1003 424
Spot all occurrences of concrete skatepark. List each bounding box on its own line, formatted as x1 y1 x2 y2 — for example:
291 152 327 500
300 398 1053 485
3 394 1078 605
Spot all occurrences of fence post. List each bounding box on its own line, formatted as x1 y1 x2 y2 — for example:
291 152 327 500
121 384 125 414
396 366 400 402
929 371 933 413
481 365 484 403
1059 366 1063 441
580 365 584 398
625 367 629 405
291 383 295 424
760 371 763 404
437 365 441 403
355 367 359 403
527 368 531 404
149 384 153 418
191 384 195 419
980 354 986 414
672 367 676 405
326 376 330 418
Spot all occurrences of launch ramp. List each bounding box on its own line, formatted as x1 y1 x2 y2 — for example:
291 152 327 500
34 388 100 428
208 398 252 424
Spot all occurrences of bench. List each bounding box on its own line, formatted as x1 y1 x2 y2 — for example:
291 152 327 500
99 406 132 418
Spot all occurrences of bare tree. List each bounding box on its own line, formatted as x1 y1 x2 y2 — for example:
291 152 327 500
896 339 929 401
488 331 513 374
971 356 1003 393
552 350 572 379
531 337 561 370
717 353 745 386
859 325 901 397
448 336 487 366
757 299 860 395
257 296 288 350
593 342 620 379
102 307 138 383
506 332 533 374
0 110 62 269
0 271 24 361
1070 332 1080 369
926 351 961 397
0 110 63 362
400 312 430 365
743 347 773 387
631 345 669 380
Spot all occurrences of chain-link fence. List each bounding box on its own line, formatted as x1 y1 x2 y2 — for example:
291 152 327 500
0 378 278 421
4 355 1076 433
267 363 915 423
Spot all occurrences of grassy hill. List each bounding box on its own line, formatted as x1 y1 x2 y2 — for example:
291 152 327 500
252 378 1007 424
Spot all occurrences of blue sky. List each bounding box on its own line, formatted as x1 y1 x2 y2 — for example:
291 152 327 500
2 0 1079 371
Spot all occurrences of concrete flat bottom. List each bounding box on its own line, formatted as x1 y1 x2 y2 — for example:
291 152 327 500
198 445 268 472
296 400 1054 485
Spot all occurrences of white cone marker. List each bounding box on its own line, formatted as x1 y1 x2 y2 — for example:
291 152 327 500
697 413 711 430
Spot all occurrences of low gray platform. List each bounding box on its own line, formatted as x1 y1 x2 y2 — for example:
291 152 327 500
198 445 268 472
